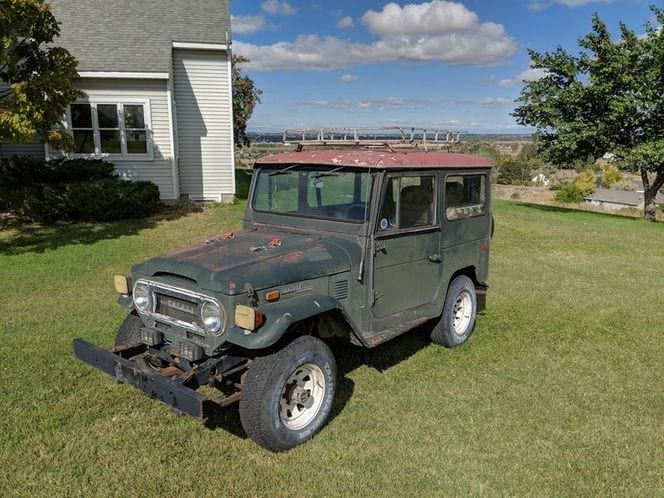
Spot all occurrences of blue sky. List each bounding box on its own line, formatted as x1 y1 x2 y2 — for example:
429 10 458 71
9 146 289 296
231 0 657 134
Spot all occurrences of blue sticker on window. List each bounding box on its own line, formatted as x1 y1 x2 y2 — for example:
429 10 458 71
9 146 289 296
379 218 389 230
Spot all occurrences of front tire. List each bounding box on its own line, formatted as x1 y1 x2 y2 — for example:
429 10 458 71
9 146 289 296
114 310 143 346
114 311 166 371
430 275 477 348
239 335 337 452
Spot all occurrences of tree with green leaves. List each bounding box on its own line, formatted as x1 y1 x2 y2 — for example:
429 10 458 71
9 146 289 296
0 0 80 150
513 6 664 221
232 55 262 147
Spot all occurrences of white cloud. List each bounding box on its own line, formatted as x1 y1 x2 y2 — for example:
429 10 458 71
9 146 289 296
528 0 612 10
498 68 549 88
337 16 354 29
458 97 515 108
235 1 517 71
300 97 443 110
261 0 297 16
232 15 267 35
361 1 478 37
479 97 515 108
527 2 547 11
340 74 359 83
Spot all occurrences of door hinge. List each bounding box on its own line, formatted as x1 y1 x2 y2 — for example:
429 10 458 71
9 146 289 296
373 290 384 304
428 254 441 263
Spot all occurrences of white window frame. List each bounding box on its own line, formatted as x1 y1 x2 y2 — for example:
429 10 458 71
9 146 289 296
65 99 154 161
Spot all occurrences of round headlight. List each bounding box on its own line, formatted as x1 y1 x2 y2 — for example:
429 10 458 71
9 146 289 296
201 301 223 334
133 282 151 313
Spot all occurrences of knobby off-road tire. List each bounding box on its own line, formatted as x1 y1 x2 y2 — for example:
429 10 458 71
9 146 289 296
114 311 164 371
114 310 143 345
239 335 337 452
430 275 477 348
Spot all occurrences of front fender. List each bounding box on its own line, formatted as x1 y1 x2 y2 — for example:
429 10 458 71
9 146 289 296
223 294 341 349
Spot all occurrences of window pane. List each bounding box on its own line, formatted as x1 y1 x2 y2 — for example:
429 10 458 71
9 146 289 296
252 168 368 222
97 104 118 128
73 130 95 153
124 105 145 128
445 175 486 220
399 176 435 228
100 130 121 153
71 104 92 128
126 130 147 154
377 178 398 230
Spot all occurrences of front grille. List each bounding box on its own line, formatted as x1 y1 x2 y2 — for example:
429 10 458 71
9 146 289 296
155 293 200 327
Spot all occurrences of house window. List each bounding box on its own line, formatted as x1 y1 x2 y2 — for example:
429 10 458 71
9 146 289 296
68 101 152 159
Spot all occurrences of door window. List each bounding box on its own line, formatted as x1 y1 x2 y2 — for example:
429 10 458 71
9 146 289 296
377 175 436 230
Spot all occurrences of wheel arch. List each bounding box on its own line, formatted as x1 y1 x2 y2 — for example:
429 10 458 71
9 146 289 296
446 266 487 312
224 294 362 350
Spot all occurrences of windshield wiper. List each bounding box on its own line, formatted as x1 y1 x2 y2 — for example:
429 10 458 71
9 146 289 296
268 164 301 176
310 167 344 179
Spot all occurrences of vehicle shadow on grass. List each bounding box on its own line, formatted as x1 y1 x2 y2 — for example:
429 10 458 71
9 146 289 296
202 326 432 441
0 204 203 256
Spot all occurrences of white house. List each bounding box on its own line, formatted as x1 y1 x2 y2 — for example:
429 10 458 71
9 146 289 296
1 0 235 202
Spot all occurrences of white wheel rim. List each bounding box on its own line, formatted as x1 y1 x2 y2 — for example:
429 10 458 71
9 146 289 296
279 362 326 430
452 290 472 336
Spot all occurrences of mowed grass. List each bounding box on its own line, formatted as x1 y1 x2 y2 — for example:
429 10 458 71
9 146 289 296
1 200 663 497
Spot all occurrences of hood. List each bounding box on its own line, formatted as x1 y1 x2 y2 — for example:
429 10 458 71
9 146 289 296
132 230 352 295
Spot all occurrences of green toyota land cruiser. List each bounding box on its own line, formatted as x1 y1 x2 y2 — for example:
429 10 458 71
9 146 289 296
74 149 492 452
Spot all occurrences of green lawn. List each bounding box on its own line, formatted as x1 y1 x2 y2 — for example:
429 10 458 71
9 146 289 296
1 200 662 496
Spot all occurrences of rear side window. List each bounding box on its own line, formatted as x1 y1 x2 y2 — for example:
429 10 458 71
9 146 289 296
445 175 486 220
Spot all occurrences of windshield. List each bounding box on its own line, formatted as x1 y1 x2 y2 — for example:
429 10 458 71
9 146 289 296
252 166 371 222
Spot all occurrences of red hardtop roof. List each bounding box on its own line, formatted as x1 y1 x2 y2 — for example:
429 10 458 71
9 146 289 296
254 150 492 169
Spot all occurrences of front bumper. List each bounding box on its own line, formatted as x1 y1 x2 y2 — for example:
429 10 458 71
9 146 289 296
73 339 245 419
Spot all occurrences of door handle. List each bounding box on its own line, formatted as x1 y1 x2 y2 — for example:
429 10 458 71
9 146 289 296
428 254 441 263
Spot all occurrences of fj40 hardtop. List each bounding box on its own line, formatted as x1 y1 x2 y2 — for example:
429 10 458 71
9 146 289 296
74 148 493 452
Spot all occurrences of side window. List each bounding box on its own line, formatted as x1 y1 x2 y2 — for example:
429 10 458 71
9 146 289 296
445 175 486 220
377 175 436 231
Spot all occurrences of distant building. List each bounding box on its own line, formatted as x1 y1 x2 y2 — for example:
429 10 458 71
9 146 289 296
584 187 664 211
0 0 235 202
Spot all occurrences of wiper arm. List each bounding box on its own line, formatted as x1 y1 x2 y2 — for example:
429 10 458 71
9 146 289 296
311 167 344 179
268 164 300 176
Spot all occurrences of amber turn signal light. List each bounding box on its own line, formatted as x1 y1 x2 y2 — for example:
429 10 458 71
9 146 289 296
265 290 280 302
235 305 266 331
114 275 130 294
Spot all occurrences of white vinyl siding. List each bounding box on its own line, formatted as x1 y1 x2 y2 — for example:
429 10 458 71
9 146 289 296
66 78 176 200
173 48 234 201
0 141 45 160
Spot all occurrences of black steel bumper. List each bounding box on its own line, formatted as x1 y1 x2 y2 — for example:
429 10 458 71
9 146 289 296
73 338 210 419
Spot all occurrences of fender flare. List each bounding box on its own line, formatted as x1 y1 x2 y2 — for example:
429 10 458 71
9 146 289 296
223 294 343 349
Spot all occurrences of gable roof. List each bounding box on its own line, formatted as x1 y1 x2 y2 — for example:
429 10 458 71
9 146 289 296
255 150 492 169
584 187 664 206
50 0 231 73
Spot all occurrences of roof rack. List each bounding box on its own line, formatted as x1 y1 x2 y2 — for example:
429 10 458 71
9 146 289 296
282 126 466 152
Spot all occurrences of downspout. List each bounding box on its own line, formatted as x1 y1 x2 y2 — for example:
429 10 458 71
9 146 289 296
167 49 180 200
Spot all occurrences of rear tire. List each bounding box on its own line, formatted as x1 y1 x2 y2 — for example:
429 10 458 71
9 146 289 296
239 335 337 452
430 275 477 348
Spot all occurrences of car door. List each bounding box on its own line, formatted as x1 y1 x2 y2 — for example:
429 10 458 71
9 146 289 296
371 173 442 324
